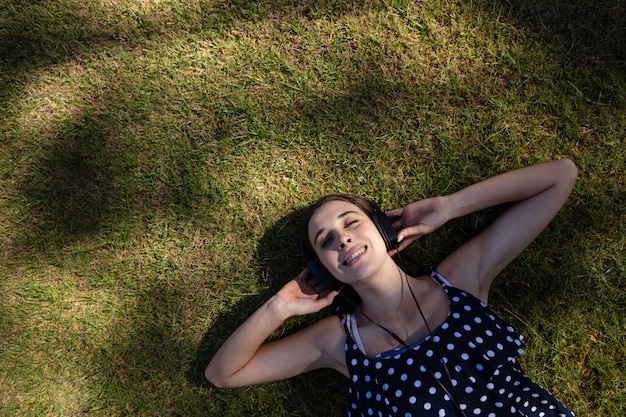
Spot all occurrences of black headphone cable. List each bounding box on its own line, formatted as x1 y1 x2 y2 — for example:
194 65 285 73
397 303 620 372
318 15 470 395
335 277 467 417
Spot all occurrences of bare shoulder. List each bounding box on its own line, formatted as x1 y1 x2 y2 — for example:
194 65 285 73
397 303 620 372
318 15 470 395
436 252 483 299
300 313 348 376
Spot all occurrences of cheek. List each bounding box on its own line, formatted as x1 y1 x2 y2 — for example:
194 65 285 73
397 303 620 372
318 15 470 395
319 251 339 270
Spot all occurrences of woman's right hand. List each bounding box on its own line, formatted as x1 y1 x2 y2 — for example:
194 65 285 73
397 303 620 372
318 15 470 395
205 268 341 388
273 269 338 318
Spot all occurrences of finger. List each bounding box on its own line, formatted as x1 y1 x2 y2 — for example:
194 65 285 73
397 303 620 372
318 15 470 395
317 290 339 306
391 218 404 230
396 228 422 245
397 238 414 252
397 224 429 239
385 208 402 218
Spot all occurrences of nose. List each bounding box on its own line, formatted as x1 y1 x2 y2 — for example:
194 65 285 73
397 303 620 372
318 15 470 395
339 236 352 249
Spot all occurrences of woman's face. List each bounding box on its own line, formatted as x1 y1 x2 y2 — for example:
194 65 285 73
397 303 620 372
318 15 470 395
307 200 388 284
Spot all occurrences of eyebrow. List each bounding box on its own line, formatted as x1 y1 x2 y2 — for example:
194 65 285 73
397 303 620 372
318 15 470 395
313 210 359 246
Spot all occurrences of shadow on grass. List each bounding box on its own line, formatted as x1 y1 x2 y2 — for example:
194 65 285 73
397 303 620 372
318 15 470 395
188 206 350 416
489 0 625 97
2 1 620 413
0 0 373 102
187 185 594 415
17 113 119 246
1 0 378 252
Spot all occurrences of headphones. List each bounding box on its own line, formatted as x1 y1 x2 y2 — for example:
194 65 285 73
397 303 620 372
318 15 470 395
300 199 398 291
299 199 467 416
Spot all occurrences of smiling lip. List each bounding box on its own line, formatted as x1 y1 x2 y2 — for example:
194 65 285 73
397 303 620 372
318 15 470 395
342 245 367 266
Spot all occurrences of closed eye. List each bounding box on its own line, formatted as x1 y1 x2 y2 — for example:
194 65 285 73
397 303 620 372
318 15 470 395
321 234 333 248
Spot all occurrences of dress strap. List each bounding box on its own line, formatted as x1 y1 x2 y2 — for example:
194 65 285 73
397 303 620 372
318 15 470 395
339 312 367 355
430 266 452 287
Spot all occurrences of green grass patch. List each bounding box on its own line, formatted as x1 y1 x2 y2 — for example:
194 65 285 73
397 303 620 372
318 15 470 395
1 0 624 415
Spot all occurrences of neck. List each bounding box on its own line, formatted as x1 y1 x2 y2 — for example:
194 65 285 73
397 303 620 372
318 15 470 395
351 259 410 322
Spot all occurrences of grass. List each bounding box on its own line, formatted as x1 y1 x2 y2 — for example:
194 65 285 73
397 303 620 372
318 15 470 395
1 0 624 415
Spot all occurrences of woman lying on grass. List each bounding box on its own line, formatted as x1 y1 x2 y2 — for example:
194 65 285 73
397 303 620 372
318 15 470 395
205 159 578 417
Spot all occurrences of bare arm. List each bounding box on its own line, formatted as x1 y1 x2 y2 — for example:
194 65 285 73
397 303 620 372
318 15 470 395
390 159 578 301
204 270 345 388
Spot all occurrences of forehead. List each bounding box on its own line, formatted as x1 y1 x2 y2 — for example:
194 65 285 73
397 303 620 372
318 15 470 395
308 200 366 234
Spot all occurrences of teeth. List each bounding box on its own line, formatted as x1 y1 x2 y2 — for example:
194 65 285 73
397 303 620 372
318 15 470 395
345 248 365 265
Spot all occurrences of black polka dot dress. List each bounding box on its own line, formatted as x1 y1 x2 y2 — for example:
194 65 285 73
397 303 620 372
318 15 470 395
342 271 575 417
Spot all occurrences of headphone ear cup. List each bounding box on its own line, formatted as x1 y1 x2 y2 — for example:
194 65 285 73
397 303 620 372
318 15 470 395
306 257 338 290
368 201 398 251
300 239 340 290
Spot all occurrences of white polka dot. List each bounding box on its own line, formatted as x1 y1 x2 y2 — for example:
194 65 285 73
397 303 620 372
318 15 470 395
424 402 432 410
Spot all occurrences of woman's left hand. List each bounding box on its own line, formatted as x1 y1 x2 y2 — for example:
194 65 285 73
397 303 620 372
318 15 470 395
386 196 450 251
